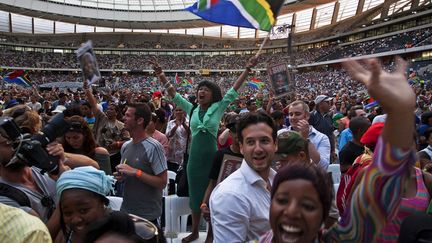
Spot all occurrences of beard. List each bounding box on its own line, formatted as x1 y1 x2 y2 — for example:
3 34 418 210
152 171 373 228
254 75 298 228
1 154 27 172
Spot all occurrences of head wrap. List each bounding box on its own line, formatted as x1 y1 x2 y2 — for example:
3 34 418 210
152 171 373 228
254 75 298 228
56 166 115 199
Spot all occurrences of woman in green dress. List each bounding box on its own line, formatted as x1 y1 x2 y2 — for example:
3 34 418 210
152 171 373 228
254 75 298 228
151 56 257 242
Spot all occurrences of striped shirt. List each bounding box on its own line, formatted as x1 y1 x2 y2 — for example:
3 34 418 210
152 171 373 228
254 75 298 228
377 167 430 242
324 136 416 242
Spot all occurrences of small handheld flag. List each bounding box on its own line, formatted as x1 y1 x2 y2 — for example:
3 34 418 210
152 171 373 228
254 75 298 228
180 79 193 89
247 77 265 90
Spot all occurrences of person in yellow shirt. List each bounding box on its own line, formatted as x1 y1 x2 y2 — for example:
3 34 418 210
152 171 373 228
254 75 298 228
0 203 52 243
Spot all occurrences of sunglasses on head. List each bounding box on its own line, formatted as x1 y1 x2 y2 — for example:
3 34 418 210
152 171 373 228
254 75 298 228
69 121 84 131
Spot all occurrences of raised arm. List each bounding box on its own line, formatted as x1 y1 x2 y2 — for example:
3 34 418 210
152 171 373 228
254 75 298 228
32 85 43 100
149 60 176 99
232 56 258 91
344 57 414 148
325 57 416 242
83 80 100 115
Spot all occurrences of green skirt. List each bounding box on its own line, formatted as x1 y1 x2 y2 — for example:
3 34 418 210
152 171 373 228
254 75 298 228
186 130 217 212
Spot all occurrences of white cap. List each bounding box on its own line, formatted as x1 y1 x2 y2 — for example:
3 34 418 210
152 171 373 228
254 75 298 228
52 105 66 114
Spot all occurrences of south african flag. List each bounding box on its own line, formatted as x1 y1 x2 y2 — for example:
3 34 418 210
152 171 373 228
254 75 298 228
2 70 32 87
187 0 285 31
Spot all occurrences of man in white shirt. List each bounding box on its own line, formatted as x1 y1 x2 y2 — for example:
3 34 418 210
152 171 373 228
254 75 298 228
210 112 277 242
278 100 330 170
26 96 41 111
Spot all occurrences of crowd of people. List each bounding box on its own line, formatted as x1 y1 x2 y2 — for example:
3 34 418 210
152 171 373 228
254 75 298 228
0 17 432 242
0 33 257 49
1 26 431 72
1 48 432 243
4 58 430 102
319 27 432 62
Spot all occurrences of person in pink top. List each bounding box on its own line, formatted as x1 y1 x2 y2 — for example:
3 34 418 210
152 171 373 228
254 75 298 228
147 112 169 157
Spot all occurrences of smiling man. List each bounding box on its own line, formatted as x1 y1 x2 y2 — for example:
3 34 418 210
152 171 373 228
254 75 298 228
278 100 330 170
210 112 277 242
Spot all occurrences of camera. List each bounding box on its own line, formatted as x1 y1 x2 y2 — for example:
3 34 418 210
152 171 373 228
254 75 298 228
0 113 71 174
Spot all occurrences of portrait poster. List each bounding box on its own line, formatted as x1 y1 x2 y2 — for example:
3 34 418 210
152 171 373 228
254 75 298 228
76 40 101 85
217 154 243 184
267 63 290 98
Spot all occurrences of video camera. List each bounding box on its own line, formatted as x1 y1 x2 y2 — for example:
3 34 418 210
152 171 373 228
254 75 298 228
0 113 71 174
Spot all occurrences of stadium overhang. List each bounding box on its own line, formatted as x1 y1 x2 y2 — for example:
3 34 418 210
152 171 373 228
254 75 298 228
0 0 333 29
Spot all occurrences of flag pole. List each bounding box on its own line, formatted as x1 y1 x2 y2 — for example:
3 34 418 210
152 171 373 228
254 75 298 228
255 32 271 58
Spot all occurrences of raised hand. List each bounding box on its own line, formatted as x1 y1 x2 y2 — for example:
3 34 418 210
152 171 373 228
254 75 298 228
343 57 415 114
246 56 258 69
344 57 415 148
148 58 163 75
294 119 310 139
46 141 65 162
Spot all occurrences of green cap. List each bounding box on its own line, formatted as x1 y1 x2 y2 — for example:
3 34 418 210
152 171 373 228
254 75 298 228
332 113 344 128
276 131 308 156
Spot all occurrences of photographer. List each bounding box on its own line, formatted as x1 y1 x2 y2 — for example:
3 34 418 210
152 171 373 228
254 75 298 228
0 105 98 238
2 105 100 169
0 129 67 238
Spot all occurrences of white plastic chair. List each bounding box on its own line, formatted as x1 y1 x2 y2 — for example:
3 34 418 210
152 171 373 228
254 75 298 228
164 195 191 240
107 196 123 211
333 183 339 195
164 171 177 196
327 164 341 184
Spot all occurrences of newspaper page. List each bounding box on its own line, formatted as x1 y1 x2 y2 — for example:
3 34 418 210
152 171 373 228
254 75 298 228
76 40 101 85
216 154 243 184
267 63 290 98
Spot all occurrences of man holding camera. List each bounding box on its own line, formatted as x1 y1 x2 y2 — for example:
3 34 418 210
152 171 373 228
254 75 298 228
0 106 96 238
0 131 67 237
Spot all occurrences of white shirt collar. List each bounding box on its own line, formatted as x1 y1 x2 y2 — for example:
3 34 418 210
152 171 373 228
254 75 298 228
239 159 276 186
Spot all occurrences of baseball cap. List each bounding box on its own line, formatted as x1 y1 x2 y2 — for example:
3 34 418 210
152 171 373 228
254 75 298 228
314 95 332 105
360 122 384 148
52 105 67 114
275 131 308 158
332 113 344 128
152 91 162 99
